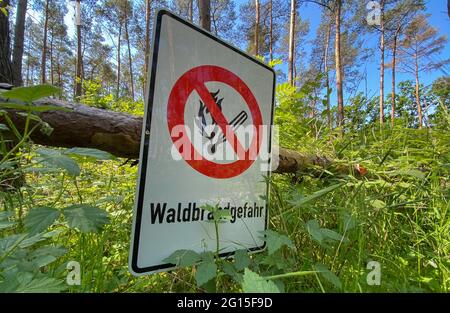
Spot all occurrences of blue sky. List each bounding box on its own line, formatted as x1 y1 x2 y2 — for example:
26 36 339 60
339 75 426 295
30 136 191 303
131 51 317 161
281 1 447 103
58 0 449 104
237 0 450 104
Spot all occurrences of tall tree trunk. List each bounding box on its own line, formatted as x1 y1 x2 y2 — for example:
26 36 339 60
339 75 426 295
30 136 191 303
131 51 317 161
288 0 296 85
1 0 25 191
125 12 134 101
334 0 344 129
254 0 260 55
0 0 13 84
391 32 398 128
324 20 332 129
75 0 82 98
379 0 385 126
199 0 211 31
116 23 122 99
41 0 49 84
269 0 273 62
50 30 54 85
25 51 30 86
448 0 450 19
144 0 151 90
189 0 193 22
57 63 62 98
414 54 423 129
56 36 62 97
12 0 28 86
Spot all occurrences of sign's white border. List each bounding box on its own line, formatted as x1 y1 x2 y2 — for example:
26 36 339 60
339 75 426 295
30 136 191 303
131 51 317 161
129 9 276 275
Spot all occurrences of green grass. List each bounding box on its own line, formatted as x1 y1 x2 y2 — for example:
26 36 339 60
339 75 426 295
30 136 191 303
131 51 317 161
1 84 449 293
1 123 447 293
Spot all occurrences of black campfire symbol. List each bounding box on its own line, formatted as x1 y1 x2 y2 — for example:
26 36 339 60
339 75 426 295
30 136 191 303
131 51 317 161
196 89 248 154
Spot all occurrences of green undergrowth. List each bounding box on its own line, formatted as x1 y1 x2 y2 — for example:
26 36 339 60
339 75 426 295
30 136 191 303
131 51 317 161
1 84 449 292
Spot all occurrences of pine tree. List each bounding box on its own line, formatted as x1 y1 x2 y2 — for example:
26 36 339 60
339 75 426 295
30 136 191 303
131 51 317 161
398 14 450 128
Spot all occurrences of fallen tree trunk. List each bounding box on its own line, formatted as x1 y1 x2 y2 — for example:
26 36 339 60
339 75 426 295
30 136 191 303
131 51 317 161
0 97 345 175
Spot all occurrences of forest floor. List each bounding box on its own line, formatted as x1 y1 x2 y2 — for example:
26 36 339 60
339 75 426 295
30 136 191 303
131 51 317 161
2 119 448 292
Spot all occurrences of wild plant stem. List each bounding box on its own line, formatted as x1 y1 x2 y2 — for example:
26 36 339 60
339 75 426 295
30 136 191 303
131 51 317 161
0 122 40 163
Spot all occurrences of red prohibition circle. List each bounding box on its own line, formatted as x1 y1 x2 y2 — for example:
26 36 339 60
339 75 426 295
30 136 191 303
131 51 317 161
167 65 263 179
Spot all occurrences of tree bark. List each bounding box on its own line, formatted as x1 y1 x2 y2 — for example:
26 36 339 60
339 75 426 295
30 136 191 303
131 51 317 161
12 0 28 87
254 0 260 56
379 0 385 126
41 0 49 84
144 0 151 90
75 0 83 99
50 28 54 85
391 32 398 128
334 0 344 129
0 97 363 176
125 6 134 101
57 63 62 98
0 0 13 84
269 0 273 62
189 0 193 22
199 0 211 31
288 0 296 85
414 54 423 129
324 20 332 130
25 50 30 86
1 1 23 190
448 0 450 19
116 23 122 99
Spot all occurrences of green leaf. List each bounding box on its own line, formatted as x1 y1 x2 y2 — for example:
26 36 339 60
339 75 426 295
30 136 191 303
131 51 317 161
29 246 67 268
63 204 110 233
306 219 324 244
64 147 115 160
341 213 357 231
221 262 243 283
0 220 16 230
242 268 280 293
15 275 66 293
19 233 47 248
214 209 231 220
265 270 317 280
22 167 62 174
0 123 9 131
315 263 342 289
288 183 344 207
27 105 71 112
0 102 30 110
0 234 27 256
200 251 215 263
37 148 80 176
41 229 63 238
195 261 217 287
0 211 13 221
24 207 60 235
263 229 294 255
0 276 20 292
163 249 201 267
30 255 58 268
16 112 41 123
234 249 250 271
306 220 348 245
370 199 386 210
1 85 60 102
0 161 16 170
388 169 426 180
321 229 348 243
